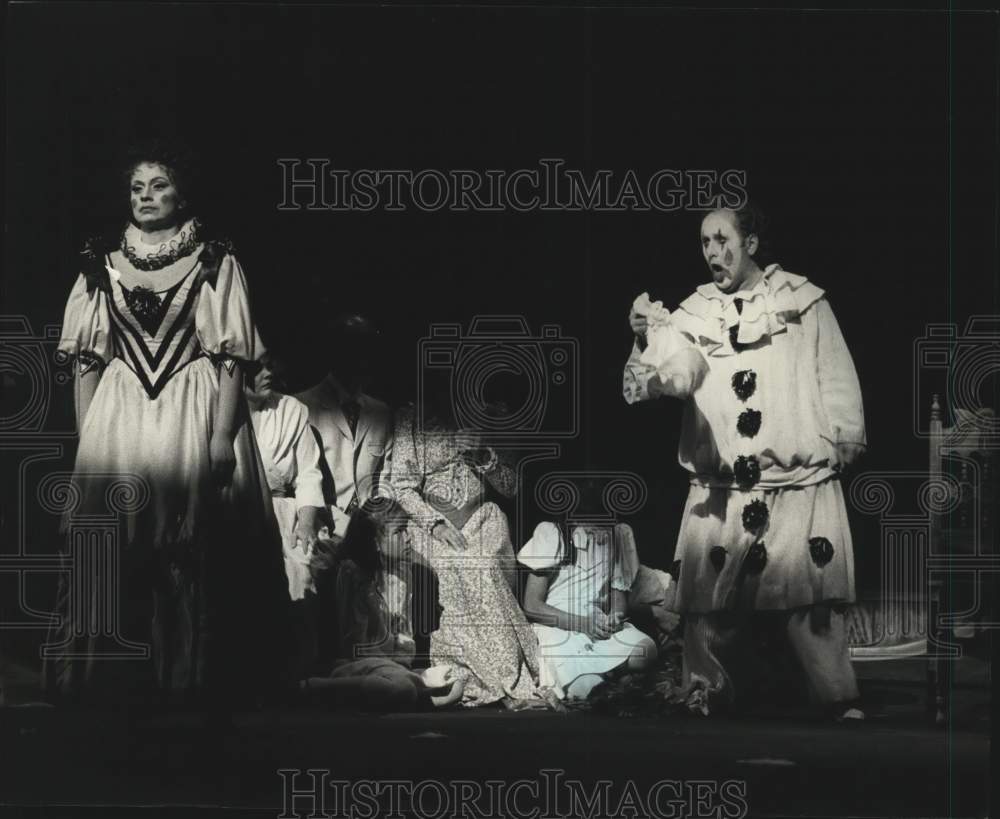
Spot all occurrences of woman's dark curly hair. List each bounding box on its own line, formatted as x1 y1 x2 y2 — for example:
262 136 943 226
120 139 200 218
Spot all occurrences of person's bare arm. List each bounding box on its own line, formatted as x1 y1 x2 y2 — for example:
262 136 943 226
210 363 241 485
74 364 102 431
523 573 613 639
611 589 628 623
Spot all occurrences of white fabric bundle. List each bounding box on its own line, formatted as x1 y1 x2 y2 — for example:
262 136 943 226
632 292 706 397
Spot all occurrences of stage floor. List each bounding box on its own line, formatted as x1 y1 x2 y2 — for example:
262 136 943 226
0 658 992 819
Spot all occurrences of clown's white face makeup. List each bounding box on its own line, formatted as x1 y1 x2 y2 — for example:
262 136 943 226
700 209 762 293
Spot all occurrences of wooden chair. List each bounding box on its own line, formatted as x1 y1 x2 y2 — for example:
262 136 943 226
848 395 996 724
926 395 996 722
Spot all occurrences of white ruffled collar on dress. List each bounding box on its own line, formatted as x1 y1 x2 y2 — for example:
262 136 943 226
122 217 200 259
111 217 203 291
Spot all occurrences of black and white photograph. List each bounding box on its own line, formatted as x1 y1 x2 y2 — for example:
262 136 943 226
1 2 997 817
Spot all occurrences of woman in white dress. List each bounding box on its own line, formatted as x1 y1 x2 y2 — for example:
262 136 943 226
48 142 287 707
246 357 325 602
519 521 658 701
246 357 327 679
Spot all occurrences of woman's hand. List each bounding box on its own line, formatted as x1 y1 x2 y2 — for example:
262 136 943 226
629 307 648 347
608 611 628 632
209 432 236 487
431 520 468 551
572 611 614 641
294 506 321 552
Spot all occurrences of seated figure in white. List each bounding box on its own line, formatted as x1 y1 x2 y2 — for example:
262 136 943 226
519 521 658 701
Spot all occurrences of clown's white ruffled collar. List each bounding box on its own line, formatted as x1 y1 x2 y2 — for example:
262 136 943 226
695 262 784 306
675 264 826 356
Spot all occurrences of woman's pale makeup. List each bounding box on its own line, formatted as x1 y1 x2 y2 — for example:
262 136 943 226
245 362 280 408
129 162 183 238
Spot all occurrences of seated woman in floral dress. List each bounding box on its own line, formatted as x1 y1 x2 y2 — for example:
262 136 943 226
388 403 540 707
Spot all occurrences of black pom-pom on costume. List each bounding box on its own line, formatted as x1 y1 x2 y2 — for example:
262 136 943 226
809 536 835 568
734 455 761 487
732 369 757 401
737 409 762 438
741 498 769 532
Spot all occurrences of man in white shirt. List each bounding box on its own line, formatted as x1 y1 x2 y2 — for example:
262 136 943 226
296 315 393 539
298 315 442 657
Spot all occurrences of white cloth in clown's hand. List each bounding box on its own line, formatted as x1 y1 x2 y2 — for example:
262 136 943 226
632 291 672 327
632 292 705 396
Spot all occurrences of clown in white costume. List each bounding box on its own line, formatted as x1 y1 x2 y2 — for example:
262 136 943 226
624 205 866 719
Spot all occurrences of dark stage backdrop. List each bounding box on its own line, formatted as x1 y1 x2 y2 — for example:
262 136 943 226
4 5 998 597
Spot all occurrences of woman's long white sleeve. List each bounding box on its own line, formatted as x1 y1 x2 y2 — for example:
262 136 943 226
388 409 442 533
290 402 326 510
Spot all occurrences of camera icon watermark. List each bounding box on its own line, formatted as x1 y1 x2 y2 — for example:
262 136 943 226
0 315 78 438
848 315 1000 722
417 315 579 441
913 316 1000 441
